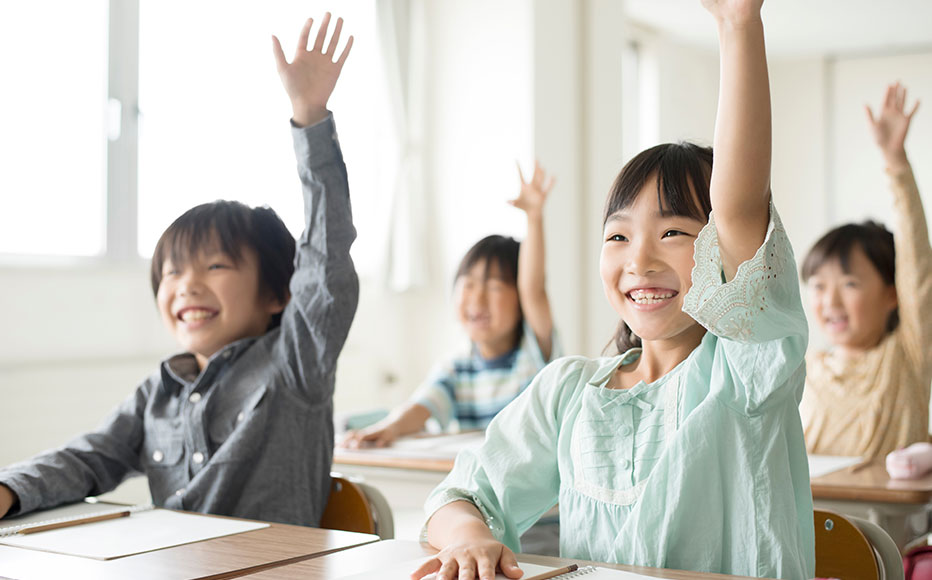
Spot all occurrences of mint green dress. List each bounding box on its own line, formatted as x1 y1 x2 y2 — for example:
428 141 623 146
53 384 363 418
424 206 815 579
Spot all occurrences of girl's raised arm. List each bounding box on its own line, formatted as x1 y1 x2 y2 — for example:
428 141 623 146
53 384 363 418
703 0 771 281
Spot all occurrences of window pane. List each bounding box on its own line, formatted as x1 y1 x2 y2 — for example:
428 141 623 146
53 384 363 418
138 0 386 268
0 1 108 257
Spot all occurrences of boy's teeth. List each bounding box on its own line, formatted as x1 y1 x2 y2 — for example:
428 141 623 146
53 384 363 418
182 310 214 321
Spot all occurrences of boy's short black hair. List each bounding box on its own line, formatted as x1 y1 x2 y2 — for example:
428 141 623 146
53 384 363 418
455 234 520 287
150 200 296 330
801 220 898 332
602 142 714 355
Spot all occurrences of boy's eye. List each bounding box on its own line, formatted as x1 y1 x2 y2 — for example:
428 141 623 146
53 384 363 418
606 234 627 242
208 263 229 270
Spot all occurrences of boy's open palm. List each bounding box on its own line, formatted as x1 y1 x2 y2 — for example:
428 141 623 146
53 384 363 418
510 161 555 217
866 82 919 161
272 13 353 127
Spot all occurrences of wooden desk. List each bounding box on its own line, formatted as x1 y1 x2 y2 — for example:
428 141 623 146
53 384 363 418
810 459 932 548
242 539 759 579
0 518 378 580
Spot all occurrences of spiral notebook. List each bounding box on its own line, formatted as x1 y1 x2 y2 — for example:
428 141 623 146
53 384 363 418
338 558 663 579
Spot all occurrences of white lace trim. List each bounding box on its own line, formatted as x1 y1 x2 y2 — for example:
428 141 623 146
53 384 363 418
683 202 789 342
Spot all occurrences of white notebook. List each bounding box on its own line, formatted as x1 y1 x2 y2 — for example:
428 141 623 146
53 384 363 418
0 502 267 560
338 557 670 579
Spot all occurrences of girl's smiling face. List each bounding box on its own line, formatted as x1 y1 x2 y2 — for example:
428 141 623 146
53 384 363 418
600 176 707 347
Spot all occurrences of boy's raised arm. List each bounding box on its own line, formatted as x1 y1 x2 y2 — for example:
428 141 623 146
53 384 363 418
510 161 555 360
271 14 359 402
702 0 771 281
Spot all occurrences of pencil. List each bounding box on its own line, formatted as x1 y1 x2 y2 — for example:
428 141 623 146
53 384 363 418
18 510 131 535
523 564 578 580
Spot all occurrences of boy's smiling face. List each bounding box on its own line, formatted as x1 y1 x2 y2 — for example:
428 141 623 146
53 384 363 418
156 237 285 369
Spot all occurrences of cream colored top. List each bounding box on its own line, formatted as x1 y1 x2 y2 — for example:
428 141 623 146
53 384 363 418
801 165 932 460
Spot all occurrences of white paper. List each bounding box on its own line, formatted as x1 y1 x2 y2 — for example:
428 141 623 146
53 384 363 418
338 556 671 579
808 454 863 478
0 508 267 560
352 431 486 460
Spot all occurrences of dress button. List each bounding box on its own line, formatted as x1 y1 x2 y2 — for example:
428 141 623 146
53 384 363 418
152 450 164 463
236 411 245 422
620 459 631 469
620 426 632 436
189 392 202 403
175 488 185 496
192 452 205 464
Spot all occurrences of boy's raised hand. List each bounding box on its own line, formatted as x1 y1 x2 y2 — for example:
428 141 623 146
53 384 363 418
272 13 353 127
509 161 555 218
867 82 919 170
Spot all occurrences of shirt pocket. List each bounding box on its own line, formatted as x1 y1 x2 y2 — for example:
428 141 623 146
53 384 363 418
207 384 269 463
141 428 185 470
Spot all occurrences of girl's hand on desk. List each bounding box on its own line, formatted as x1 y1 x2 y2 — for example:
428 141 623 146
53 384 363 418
412 538 523 580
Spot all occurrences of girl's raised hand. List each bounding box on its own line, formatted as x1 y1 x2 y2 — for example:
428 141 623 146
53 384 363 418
700 0 764 24
509 161 555 218
272 13 353 127
411 538 523 580
866 82 919 169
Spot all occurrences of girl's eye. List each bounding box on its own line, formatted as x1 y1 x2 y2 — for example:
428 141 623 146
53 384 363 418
662 230 685 238
208 263 228 270
607 234 627 242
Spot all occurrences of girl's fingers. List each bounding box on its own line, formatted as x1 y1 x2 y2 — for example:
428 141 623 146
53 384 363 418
907 100 920 120
411 557 442 580
500 548 524 579
884 83 896 110
296 18 313 59
313 12 331 52
516 161 528 184
437 558 459 580
457 559 477 580
476 556 496 580
896 84 906 111
543 175 556 195
327 18 344 58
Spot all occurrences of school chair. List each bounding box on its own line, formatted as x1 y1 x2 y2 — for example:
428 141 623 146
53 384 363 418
320 473 394 539
814 509 904 580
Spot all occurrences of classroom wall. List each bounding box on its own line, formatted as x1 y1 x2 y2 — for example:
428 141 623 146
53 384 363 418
3 5 932 481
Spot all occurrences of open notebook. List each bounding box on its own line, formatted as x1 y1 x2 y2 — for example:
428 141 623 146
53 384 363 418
338 558 670 579
0 501 267 560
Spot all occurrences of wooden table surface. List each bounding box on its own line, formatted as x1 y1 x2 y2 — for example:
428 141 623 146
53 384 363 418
0 519 378 580
810 460 932 504
333 448 455 472
243 539 760 580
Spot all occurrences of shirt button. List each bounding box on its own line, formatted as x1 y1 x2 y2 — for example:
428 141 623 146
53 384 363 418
175 488 185 496
236 411 245 422
189 392 202 403
152 450 164 463
222 350 232 359
192 452 205 464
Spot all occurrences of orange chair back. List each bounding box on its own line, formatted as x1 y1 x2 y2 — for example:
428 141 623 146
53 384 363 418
814 509 880 580
319 476 376 535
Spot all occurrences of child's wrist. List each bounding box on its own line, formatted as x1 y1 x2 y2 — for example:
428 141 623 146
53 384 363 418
883 149 909 172
291 104 329 128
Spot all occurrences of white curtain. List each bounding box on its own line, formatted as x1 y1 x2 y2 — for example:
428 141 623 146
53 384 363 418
376 0 429 292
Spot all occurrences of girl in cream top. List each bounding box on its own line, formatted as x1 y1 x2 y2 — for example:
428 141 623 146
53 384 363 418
801 83 931 460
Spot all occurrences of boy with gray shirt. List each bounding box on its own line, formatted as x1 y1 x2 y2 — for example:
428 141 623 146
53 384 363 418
0 13 357 527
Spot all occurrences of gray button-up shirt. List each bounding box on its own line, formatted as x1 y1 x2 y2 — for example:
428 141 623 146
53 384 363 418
0 114 359 527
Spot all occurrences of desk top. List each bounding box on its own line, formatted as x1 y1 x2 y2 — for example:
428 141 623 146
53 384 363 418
810 459 932 504
243 539 759 579
0 518 378 580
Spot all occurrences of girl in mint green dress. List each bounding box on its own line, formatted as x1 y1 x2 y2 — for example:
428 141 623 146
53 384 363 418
413 1 815 579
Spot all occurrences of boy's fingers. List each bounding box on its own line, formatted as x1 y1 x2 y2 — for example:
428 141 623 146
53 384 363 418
908 100 920 120
544 175 556 194
865 105 875 125
271 36 287 71
296 18 313 59
313 12 331 52
327 18 343 57
516 161 527 184
337 36 354 67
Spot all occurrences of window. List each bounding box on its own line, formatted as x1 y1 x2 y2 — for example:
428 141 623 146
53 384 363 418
2 1 389 271
0 1 109 257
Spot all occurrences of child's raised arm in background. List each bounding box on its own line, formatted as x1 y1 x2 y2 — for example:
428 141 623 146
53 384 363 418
0 14 358 526
801 83 931 459
342 165 558 448
415 1 815 578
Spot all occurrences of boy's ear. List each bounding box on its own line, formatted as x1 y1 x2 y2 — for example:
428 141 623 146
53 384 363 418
266 291 291 315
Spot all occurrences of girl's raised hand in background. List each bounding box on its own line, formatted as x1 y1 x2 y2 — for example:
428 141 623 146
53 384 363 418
867 82 919 170
272 13 353 127
509 161 555 218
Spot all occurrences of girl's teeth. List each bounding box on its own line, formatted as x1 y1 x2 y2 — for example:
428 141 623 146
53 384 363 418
630 292 674 304
182 310 214 321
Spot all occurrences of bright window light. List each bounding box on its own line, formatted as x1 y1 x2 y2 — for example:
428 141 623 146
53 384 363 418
0 1 108 257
